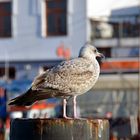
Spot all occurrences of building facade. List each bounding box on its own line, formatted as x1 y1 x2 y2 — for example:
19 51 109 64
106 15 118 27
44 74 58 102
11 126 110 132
86 2 140 117
0 0 87 80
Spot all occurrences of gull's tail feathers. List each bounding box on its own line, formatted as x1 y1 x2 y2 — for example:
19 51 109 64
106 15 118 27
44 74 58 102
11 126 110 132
8 88 37 106
8 88 60 106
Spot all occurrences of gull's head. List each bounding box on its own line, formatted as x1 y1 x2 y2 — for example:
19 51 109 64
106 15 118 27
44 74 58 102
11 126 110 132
79 44 104 60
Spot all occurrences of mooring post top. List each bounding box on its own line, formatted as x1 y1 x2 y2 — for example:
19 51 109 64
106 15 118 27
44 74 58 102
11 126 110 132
10 118 109 140
11 118 108 122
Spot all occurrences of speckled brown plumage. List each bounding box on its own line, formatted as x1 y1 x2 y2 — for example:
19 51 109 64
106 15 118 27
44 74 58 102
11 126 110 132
8 44 104 118
31 58 99 97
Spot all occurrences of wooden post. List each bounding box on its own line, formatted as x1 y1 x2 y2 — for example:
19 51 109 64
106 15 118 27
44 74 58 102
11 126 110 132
10 119 109 140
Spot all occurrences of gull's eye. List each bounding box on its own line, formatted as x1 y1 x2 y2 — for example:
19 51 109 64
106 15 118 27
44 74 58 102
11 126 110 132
94 49 97 53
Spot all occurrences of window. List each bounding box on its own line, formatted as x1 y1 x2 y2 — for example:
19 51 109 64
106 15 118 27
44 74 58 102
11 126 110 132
45 0 67 36
0 1 12 38
97 47 111 58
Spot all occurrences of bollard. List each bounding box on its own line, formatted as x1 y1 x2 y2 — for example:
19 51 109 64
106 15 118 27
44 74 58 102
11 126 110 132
10 118 109 140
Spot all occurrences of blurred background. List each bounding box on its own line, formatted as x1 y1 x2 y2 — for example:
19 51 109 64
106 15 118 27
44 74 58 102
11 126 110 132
0 0 139 140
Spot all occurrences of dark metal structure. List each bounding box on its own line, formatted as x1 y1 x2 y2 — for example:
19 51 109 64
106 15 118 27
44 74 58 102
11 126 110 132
10 118 109 140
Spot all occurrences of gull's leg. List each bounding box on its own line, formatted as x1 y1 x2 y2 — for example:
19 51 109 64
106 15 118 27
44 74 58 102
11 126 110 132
63 98 67 118
63 98 71 119
73 95 78 118
73 96 85 119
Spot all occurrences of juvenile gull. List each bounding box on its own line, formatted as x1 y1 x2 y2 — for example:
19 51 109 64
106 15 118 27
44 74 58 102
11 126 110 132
9 44 104 119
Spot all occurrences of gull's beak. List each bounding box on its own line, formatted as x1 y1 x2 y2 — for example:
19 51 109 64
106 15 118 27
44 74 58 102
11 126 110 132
96 52 105 58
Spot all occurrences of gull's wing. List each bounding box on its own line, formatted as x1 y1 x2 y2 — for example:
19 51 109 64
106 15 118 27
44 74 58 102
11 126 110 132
31 58 94 95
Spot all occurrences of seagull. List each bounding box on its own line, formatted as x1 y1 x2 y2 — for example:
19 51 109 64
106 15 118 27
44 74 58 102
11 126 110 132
8 44 104 119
